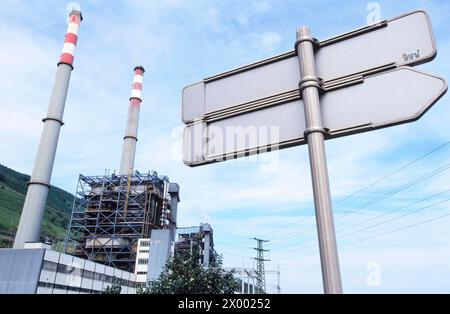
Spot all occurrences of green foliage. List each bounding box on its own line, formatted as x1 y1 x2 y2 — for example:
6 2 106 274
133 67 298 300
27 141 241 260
102 277 123 294
138 248 240 294
0 164 74 247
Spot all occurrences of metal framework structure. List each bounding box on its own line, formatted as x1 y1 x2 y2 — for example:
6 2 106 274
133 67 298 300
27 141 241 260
175 225 217 266
253 238 270 294
224 266 280 294
65 171 171 272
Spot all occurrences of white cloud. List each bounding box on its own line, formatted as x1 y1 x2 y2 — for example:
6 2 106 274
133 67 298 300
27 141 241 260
2 0 450 294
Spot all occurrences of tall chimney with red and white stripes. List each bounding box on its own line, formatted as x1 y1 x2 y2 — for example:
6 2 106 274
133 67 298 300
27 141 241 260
14 9 82 249
119 66 145 176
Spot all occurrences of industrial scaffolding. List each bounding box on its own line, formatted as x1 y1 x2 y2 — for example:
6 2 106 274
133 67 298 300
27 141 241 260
65 171 172 272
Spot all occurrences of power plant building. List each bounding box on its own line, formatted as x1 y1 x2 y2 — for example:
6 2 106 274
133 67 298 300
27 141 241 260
65 171 174 273
0 5 195 294
175 223 216 267
0 245 136 294
64 65 179 274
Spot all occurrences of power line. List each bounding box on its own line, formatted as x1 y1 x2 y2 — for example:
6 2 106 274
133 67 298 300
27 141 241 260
259 215 313 238
272 207 450 261
271 194 450 256
214 239 254 250
268 222 316 245
332 141 450 208
336 189 450 234
335 163 450 221
270 188 450 252
219 250 254 259
260 141 450 240
220 233 255 240
267 162 450 248
338 197 450 240
342 211 450 247
266 215 316 244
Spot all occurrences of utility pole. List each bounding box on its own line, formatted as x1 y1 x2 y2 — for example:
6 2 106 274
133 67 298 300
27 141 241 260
295 26 343 294
253 238 269 294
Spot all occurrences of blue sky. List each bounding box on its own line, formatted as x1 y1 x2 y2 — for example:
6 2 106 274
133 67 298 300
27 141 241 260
1 0 450 293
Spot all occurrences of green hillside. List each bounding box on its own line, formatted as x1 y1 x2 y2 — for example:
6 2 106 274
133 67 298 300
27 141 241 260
0 164 74 248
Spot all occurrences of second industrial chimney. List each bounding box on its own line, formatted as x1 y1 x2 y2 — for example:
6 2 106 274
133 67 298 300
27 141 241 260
119 66 145 176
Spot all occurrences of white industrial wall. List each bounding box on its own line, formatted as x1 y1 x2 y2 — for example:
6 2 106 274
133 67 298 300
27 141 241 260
94 263 106 292
54 252 73 294
81 259 96 292
38 250 59 294
0 249 44 294
129 273 136 294
1 248 137 294
134 239 151 283
104 265 114 291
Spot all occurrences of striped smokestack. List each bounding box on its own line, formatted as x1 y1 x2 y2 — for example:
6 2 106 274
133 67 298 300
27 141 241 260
119 66 145 176
59 10 82 67
13 9 83 249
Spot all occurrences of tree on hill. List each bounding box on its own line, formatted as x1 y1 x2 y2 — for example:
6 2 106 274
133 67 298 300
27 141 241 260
137 248 240 294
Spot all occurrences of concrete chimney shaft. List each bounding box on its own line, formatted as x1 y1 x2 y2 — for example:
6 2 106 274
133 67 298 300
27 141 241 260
119 66 145 176
14 10 82 249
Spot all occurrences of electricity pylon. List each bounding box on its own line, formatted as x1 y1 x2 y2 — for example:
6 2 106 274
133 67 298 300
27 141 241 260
253 238 270 294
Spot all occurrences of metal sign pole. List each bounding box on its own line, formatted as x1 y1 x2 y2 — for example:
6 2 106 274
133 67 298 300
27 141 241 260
296 26 343 294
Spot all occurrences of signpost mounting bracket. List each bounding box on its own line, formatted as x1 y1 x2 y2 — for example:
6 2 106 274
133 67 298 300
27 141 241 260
299 75 325 95
304 127 331 138
295 36 320 54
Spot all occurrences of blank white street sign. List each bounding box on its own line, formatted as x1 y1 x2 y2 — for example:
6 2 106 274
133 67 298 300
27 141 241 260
180 9 446 294
182 10 436 123
183 67 447 166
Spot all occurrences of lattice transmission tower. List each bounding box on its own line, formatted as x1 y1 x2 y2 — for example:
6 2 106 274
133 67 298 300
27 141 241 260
253 238 270 294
